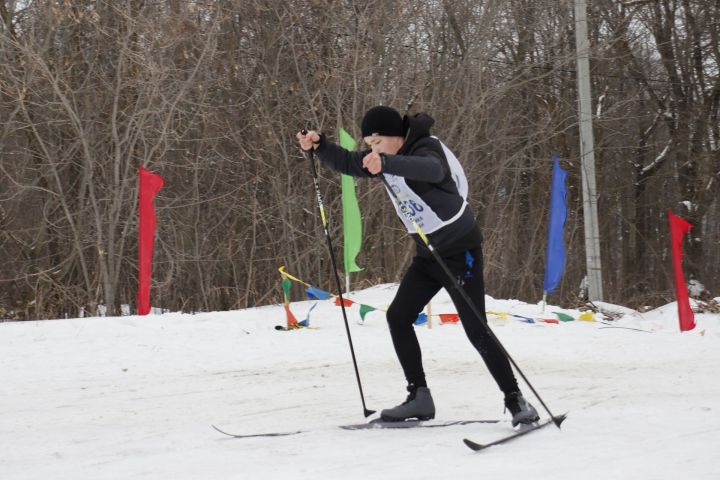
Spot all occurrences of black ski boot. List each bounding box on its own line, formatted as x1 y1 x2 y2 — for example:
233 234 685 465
504 392 539 427
381 384 436 422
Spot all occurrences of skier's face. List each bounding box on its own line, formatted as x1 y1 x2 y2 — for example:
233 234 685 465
364 135 404 155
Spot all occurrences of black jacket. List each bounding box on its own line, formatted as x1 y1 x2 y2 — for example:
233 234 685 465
315 113 481 257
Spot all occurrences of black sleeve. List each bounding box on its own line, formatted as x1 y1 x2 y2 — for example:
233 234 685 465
382 147 446 183
314 137 373 178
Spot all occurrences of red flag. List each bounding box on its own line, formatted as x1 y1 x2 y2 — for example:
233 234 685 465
334 296 354 307
439 313 460 324
667 209 695 332
137 167 164 315
283 303 299 327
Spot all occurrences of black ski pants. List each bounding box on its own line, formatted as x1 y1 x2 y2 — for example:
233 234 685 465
386 245 520 396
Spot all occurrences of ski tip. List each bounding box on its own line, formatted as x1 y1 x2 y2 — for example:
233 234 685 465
552 413 568 428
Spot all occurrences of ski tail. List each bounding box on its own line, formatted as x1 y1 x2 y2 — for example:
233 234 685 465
212 425 304 438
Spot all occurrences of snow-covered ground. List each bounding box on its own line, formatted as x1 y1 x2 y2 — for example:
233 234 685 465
2 285 719 480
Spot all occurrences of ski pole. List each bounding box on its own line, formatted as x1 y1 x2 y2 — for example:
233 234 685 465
300 130 375 418
378 174 564 428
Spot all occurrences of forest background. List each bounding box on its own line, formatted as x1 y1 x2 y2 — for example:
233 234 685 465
1 0 718 320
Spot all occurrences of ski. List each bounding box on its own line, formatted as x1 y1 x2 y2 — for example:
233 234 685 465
213 418 502 438
340 418 501 430
463 413 567 452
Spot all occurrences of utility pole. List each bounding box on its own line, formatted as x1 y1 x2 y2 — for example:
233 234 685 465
574 0 604 301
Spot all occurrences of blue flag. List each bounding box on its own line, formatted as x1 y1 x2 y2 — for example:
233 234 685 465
306 285 331 300
413 313 428 326
543 154 568 294
298 303 318 327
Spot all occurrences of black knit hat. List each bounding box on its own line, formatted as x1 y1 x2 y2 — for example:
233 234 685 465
361 106 405 137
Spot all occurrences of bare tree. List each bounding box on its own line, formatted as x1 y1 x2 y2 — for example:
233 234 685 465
1 0 718 320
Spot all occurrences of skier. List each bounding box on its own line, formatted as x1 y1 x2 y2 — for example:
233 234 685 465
296 106 539 427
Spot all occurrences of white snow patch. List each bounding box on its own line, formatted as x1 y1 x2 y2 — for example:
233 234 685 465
1 285 719 479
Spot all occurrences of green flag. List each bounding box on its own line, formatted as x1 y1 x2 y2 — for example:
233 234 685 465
554 311 575 322
338 128 363 273
359 304 377 322
282 278 292 302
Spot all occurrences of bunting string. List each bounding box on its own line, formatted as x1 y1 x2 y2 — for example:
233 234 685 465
277 266 596 328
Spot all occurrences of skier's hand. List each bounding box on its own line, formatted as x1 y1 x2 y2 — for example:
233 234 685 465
297 130 320 151
362 152 383 175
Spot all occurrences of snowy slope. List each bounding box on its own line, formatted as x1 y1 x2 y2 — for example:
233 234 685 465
1 286 719 480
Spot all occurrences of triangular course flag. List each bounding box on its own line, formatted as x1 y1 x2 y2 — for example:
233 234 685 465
439 313 460 324
359 304 377 322
338 128 363 273
298 303 318 327
334 296 354 307
554 312 575 322
306 285 332 300
281 277 298 327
